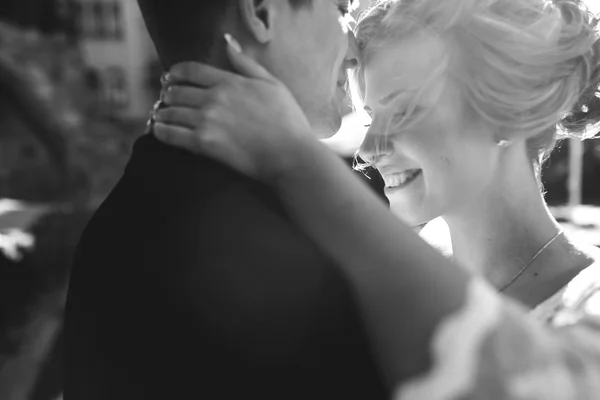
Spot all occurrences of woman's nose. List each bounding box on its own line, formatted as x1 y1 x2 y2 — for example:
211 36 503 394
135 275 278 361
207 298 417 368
359 127 392 165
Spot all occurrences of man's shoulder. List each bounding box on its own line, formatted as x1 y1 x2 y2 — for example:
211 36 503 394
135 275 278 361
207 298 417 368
120 134 272 202
75 134 328 268
127 134 237 181
84 134 286 232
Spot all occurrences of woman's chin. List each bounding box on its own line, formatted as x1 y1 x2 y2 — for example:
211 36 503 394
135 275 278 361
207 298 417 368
389 199 435 228
390 206 424 226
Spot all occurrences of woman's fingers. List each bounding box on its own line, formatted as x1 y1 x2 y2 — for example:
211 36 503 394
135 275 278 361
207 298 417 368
154 122 202 154
148 32 312 182
154 106 203 130
224 33 276 83
162 85 210 108
168 61 235 87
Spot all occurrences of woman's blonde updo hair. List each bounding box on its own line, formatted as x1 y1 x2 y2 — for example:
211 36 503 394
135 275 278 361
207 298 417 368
352 0 600 175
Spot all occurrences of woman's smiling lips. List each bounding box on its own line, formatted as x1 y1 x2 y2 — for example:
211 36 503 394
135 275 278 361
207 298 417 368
381 169 423 193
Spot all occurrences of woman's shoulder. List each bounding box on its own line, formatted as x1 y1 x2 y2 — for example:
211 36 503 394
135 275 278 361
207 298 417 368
561 244 600 311
532 243 600 326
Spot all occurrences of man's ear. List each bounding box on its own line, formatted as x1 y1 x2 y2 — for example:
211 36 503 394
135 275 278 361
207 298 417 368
238 0 275 44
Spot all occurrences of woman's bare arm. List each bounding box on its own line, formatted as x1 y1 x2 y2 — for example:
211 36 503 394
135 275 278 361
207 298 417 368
152 52 471 385
271 135 470 384
153 45 600 398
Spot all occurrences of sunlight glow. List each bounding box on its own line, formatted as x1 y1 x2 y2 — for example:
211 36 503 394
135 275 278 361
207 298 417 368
0 229 35 262
585 0 600 15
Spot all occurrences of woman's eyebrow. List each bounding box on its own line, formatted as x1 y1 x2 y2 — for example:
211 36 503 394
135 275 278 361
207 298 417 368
379 89 404 106
380 88 420 106
364 89 417 113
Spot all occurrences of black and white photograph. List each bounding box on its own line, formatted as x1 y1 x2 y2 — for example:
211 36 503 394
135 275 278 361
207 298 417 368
1 1 600 399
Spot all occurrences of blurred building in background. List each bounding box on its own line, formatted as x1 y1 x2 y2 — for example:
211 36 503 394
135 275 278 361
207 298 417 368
65 0 158 118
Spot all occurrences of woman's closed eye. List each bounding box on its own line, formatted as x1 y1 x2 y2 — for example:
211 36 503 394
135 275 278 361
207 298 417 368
363 106 425 129
392 107 424 125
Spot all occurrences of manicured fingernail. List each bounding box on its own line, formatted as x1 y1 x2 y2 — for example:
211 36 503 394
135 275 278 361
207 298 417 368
224 33 242 53
160 72 170 85
145 115 154 133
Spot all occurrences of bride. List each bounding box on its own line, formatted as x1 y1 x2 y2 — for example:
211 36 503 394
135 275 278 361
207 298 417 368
152 0 600 397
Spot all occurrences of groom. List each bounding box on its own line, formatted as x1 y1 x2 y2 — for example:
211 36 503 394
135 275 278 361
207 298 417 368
64 1 387 399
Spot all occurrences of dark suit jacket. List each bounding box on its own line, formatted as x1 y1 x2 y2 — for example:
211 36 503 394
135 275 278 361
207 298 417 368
64 134 388 399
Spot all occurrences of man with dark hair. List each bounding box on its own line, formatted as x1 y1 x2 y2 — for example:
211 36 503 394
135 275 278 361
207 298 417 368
64 1 388 399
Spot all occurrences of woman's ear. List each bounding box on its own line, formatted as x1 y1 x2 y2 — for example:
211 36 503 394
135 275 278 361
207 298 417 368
238 0 276 44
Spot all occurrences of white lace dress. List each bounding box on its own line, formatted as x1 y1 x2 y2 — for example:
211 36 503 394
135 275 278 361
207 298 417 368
394 257 600 400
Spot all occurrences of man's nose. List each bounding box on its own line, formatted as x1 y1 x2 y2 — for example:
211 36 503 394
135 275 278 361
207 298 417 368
343 30 360 70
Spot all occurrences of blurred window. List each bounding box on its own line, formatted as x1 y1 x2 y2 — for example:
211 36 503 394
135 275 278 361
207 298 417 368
92 2 105 38
81 2 95 38
110 2 124 40
71 2 83 37
75 1 124 41
103 67 129 110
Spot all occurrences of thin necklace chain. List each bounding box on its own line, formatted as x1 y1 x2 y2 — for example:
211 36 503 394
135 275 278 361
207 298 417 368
497 230 564 293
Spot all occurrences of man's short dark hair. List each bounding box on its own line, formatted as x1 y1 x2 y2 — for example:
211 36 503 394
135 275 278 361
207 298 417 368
137 0 313 70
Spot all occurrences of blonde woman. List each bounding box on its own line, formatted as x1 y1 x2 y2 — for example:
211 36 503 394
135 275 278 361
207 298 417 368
153 0 600 397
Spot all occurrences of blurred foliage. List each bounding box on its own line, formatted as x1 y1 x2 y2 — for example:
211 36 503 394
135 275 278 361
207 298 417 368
543 138 600 205
0 16 143 400
0 208 89 354
0 21 144 205
0 207 91 400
